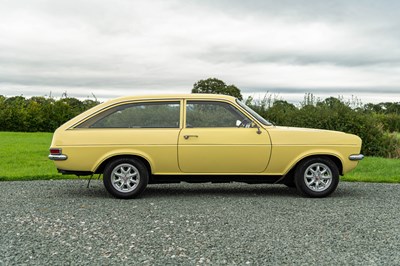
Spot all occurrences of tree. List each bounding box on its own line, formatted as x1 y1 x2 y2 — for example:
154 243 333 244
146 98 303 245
192 78 243 100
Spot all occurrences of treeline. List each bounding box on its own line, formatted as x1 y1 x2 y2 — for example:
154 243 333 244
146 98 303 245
0 94 399 158
247 94 400 158
0 95 99 132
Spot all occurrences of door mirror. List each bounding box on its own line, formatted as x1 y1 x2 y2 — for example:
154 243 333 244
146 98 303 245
236 120 242 127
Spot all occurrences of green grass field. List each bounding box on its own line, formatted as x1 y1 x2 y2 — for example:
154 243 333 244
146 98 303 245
0 132 73 181
341 157 400 183
0 132 399 183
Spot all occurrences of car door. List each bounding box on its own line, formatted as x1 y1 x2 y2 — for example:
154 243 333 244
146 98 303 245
178 100 271 173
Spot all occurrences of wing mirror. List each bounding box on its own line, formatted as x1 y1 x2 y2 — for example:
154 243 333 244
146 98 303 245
252 122 262 134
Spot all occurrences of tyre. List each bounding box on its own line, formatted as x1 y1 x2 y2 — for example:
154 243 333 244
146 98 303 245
294 157 339 198
103 158 149 199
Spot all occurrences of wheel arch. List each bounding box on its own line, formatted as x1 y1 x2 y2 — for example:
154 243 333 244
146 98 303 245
291 153 343 174
94 154 153 175
282 154 343 184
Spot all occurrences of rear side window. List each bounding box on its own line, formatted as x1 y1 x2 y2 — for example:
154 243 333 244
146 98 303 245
77 102 180 128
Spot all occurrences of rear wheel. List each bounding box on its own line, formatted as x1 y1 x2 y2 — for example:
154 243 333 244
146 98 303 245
103 158 149 199
294 157 339 198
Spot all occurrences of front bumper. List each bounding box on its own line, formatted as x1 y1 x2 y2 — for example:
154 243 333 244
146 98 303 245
349 154 364 161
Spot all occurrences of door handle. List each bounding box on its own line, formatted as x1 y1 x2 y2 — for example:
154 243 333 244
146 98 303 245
183 135 198 140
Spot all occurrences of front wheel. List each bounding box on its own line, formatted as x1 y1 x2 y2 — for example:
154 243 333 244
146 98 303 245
294 157 339 198
103 158 149 199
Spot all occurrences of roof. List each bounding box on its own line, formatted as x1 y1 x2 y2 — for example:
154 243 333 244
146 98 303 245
106 93 237 104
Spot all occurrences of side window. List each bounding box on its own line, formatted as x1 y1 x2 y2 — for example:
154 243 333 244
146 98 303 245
186 101 248 128
77 102 180 128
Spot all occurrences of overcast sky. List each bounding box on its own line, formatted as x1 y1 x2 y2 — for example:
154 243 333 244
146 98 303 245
1 0 399 103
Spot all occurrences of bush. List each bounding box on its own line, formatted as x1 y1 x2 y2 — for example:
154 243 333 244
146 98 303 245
0 95 99 132
374 113 400 133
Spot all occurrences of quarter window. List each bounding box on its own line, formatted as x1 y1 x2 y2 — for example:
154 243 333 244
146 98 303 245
77 102 180 128
186 101 247 128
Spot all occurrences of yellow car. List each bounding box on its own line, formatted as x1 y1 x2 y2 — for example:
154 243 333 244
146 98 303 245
49 94 363 198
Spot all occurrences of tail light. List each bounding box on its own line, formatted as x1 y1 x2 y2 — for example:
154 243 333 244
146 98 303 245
48 148 67 161
50 148 62 155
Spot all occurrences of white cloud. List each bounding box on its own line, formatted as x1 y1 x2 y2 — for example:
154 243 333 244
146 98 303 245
0 0 399 103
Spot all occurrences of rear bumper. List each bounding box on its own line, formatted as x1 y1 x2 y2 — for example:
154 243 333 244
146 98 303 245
349 154 364 161
48 154 68 161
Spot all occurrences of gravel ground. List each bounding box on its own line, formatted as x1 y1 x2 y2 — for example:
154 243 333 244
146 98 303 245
0 180 399 265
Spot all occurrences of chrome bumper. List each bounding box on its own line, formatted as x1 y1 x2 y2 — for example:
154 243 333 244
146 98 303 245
48 154 68 161
349 154 364 161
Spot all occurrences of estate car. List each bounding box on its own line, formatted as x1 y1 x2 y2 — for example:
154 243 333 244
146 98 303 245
49 94 364 198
